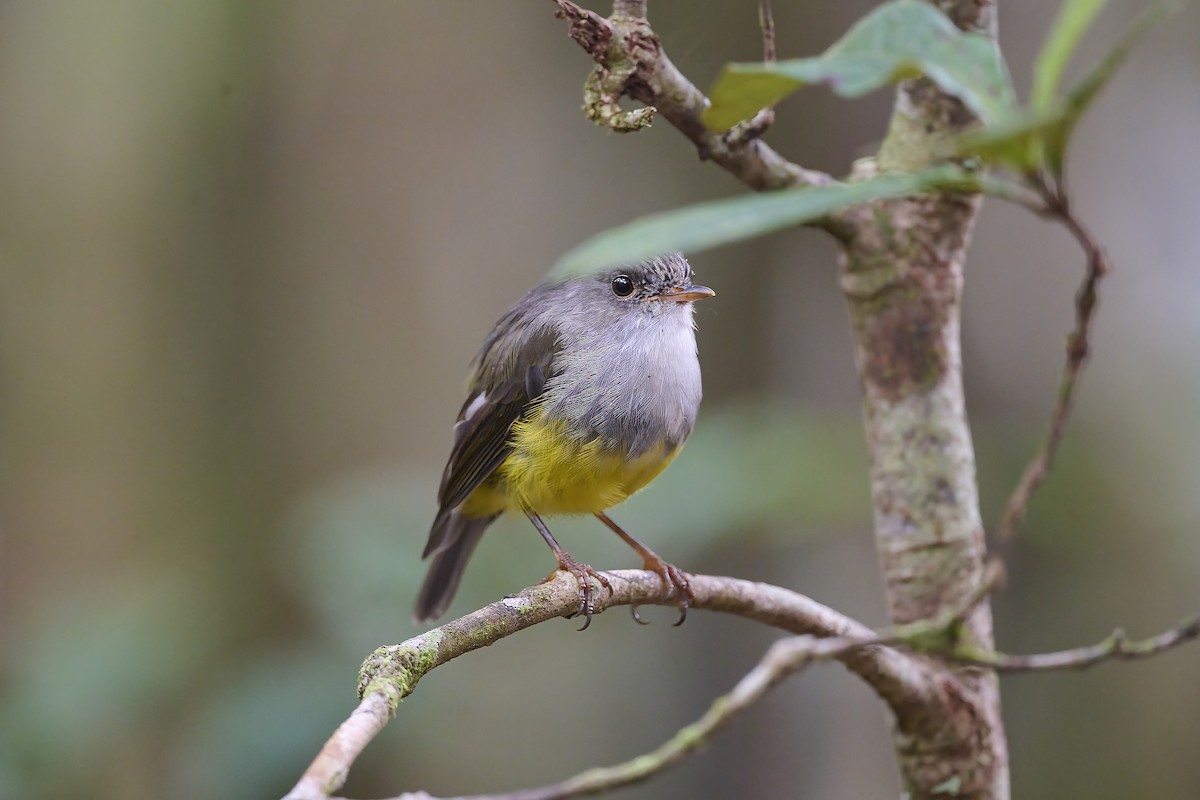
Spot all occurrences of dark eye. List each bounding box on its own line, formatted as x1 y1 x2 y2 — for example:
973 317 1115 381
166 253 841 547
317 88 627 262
611 275 635 297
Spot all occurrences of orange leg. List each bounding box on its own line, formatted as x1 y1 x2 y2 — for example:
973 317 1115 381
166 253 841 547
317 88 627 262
595 512 692 626
527 511 612 631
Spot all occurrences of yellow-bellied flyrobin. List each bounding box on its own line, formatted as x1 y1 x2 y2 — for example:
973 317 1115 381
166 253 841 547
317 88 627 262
416 253 713 628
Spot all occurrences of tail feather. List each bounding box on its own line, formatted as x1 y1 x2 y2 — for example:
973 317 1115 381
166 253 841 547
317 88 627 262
414 511 497 622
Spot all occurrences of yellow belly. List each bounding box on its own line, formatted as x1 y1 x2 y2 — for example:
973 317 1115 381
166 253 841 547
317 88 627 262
460 414 678 517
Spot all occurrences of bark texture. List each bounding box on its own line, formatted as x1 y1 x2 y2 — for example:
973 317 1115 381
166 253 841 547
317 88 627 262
839 1 1009 795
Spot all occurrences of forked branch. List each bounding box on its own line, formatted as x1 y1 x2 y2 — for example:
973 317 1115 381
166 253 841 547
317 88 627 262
551 0 839 199
283 570 950 800
350 632 889 800
285 563 1197 800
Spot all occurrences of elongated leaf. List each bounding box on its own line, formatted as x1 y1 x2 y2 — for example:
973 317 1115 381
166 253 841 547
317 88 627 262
956 109 1059 173
1032 0 1108 113
553 166 973 277
704 0 1016 131
1043 0 1180 174
959 0 1182 174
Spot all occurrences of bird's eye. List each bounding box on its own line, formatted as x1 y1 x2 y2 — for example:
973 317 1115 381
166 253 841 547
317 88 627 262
611 275 635 297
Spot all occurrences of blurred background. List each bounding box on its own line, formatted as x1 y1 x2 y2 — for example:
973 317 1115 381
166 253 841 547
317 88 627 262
1 1 1198 798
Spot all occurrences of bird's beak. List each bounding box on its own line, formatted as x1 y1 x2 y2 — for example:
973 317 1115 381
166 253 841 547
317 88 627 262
652 285 716 303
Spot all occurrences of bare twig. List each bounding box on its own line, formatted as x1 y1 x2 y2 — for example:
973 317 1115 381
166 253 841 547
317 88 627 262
551 0 844 235
723 0 778 147
283 570 945 800
759 0 776 62
953 616 1200 673
998 178 1110 544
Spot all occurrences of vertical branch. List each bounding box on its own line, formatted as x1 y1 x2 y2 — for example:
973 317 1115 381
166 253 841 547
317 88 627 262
838 2 1008 797
841 183 1007 799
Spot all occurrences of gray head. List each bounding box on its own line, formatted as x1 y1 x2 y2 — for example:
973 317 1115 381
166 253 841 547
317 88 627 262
551 252 715 332
524 253 713 455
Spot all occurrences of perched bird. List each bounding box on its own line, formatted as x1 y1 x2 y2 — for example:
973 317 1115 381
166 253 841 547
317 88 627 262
416 252 714 628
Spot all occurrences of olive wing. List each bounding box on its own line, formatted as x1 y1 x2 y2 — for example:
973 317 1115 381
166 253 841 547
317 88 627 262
425 319 560 557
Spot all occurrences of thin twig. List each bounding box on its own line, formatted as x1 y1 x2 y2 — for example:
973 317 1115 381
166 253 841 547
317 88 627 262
953 616 1200 673
724 0 778 147
998 177 1110 544
759 0 776 62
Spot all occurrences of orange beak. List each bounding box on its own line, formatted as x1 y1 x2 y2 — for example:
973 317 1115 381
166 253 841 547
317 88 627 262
651 285 716 303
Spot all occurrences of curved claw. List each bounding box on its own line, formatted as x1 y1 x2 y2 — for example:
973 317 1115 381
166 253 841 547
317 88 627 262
545 553 612 632
672 605 687 627
591 512 692 627
629 605 650 625
649 558 691 627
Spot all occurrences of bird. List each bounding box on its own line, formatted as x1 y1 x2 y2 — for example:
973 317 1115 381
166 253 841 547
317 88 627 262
415 252 714 629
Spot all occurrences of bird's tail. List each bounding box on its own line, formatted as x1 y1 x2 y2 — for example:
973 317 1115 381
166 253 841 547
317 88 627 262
414 511 498 622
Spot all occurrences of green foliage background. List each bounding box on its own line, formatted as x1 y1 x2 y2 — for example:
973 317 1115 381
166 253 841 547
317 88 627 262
1 2 1197 798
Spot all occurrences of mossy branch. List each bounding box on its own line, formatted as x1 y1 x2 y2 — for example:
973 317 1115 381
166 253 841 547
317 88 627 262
284 564 1198 800
283 569 952 800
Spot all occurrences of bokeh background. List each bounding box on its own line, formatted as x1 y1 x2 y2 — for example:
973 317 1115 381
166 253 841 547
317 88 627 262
2 2 1198 798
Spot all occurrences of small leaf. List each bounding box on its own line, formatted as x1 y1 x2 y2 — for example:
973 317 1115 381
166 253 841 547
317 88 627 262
1031 0 1108 113
704 0 1016 131
552 166 975 278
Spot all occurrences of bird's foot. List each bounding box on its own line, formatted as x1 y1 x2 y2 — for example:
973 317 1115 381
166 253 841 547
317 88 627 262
639 553 692 627
544 554 612 631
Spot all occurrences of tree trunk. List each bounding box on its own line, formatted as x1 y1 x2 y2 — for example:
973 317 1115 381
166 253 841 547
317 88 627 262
837 2 1010 793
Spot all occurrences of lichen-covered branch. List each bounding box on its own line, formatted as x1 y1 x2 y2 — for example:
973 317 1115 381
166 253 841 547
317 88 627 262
836 1 1008 795
838 179 1007 796
286 692 395 800
360 632 888 800
353 570 940 708
285 560 1197 800
551 0 838 198
352 612 1198 800
283 570 951 800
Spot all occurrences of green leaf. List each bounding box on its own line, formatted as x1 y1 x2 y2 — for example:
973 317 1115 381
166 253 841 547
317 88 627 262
703 0 1016 131
956 109 1060 173
1042 0 1181 174
959 0 1182 174
1032 0 1108 113
552 165 976 278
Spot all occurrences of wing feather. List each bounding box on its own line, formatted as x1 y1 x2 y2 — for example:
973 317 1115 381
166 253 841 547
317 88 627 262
435 317 560 515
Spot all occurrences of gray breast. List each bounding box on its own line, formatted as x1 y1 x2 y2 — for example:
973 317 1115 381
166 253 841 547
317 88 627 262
540 304 703 457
